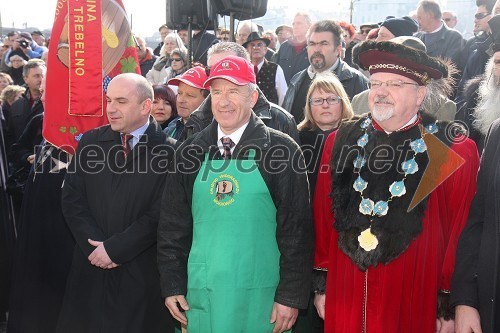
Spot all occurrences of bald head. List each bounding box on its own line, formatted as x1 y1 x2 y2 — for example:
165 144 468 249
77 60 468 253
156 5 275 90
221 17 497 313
106 73 153 133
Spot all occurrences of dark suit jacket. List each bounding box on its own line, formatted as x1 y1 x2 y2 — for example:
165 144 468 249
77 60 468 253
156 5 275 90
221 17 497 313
416 23 465 70
451 119 500 333
58 118 175 333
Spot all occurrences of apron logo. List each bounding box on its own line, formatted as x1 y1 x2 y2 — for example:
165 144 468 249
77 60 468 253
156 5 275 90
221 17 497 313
210 173 240 206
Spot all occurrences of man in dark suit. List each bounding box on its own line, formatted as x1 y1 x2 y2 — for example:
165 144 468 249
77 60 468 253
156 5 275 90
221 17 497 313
451 119 500 333
415 0 465 71
58 73 175 333
451 35 500 333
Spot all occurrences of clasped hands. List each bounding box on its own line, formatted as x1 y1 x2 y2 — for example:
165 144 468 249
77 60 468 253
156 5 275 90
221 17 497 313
87 239 119 269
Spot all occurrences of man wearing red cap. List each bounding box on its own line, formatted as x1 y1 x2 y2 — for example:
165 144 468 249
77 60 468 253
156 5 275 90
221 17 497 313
312 41 479 332
165 66 209 142
158 55 313 333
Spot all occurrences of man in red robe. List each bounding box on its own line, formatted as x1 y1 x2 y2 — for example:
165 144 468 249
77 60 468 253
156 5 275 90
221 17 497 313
312 40 480 333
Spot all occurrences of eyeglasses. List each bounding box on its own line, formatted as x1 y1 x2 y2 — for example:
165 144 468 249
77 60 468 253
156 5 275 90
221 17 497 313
171 58 183 62
309 96 342 106
10 59 24 63
369 80 419 89
474 12 490 20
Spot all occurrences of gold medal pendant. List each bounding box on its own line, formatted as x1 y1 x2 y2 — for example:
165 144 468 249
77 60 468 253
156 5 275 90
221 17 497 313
358 227 379 251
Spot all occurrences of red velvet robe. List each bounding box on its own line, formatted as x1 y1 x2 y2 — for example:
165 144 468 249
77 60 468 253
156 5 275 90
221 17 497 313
313 130 479 333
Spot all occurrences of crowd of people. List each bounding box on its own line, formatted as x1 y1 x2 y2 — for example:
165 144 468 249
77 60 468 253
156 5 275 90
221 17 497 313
1 0 500 332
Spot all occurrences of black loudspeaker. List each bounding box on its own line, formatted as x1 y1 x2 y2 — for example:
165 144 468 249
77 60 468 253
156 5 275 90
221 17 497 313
166 0 218 30
212 0 268 20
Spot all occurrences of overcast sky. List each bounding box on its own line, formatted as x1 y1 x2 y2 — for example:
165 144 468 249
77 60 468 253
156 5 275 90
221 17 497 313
0 0 312 37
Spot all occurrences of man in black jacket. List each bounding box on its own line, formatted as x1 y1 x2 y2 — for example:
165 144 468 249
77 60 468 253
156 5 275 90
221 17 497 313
451 25 500 333
158 55 313 333
6 59 45 146
58 73 175 333
451 119 500 333
183 42 300 143
281 20 368 123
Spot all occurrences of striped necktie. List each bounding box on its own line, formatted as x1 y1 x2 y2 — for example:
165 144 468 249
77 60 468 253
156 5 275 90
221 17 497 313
221 137 235 160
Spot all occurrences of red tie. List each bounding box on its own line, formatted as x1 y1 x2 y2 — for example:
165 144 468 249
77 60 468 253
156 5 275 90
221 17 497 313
221 137 235 160
254 65 259 76
121 134 133 157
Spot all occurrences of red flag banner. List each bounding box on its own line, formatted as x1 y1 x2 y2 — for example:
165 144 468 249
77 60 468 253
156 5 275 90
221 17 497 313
44 0 140 154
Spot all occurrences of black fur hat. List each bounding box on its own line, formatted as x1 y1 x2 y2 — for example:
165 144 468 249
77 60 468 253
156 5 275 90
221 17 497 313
353 40 448 85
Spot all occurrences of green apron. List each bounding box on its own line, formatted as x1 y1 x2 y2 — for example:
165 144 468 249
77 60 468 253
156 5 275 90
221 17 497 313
187 150 282 332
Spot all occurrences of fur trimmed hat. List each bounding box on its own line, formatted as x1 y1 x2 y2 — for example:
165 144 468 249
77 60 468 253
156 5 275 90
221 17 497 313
353 40 448 86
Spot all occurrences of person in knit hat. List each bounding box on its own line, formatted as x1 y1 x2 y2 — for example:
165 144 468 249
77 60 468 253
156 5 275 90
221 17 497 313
376 16 419 41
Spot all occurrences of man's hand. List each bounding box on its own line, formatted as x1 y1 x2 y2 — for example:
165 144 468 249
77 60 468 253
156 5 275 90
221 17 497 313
88 239 118 269
27 154 35 164
270 302 298 333
165 295 189 325
314 293 326 319
436 317 455 333
455 305 482 333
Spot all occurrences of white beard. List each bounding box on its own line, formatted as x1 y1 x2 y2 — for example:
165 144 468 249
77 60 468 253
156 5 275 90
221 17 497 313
472 59 500 135
372 104 394 122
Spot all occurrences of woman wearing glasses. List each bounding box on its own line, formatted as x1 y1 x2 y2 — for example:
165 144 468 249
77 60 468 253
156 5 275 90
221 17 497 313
299 73 354 199
146 33 187 85
296 73 353 332
163 48 188 93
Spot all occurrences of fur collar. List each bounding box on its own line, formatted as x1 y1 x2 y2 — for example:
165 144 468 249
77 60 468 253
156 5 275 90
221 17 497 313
330 113 453 270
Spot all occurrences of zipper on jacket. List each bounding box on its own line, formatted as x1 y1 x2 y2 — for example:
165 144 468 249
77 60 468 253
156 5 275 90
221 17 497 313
362 269 368 333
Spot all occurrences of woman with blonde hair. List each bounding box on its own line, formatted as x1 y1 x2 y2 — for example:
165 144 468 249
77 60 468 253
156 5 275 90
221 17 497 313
146 32 188 85
0 73 14 97
296 72 354 332
299 74 353 130
0 84 25 107
299 73 354 197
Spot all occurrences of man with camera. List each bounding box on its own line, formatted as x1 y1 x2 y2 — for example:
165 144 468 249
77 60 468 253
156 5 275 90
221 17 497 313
5 32 46 66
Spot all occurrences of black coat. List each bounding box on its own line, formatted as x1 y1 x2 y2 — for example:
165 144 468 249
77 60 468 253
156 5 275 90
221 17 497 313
8 90 44 144
58 119 176 333
157 113 314 309
7 141 74 333
272 39 310 85
451 119 500 333
282 60 369 122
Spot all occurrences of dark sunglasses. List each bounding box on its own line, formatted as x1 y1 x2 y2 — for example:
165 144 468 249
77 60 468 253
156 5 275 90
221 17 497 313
475 12 490 20
171 58 183 62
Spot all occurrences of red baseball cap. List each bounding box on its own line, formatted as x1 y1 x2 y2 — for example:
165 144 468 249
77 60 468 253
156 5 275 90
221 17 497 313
168 66 208 90
203 55 256 88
